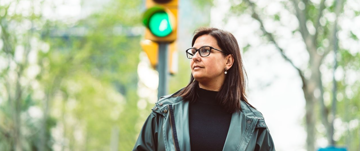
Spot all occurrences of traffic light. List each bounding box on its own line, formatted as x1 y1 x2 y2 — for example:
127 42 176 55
141 40 178 74
142 0 178 42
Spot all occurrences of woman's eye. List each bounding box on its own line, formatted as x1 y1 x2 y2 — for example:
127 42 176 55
200 48 210 53
191 49 197 54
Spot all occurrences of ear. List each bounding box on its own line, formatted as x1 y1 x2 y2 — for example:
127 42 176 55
225 54 234 70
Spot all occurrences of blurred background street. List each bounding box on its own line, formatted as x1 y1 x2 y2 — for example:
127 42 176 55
0 0 359 150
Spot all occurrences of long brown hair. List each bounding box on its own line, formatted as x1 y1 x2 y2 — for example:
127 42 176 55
175 27 254 113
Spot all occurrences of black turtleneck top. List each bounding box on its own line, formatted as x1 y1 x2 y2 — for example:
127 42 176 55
189 87 232 151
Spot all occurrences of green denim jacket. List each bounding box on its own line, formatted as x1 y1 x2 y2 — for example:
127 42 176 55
133 93 275 151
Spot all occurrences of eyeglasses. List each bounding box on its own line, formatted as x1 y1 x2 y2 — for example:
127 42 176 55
185 46 223 59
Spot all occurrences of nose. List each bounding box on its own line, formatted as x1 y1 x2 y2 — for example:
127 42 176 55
192 51 201 61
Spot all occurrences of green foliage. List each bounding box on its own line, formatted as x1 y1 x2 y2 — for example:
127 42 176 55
273 14 280 21
46 0 143 150
350 31 359 41
0 0 144 150
334 48 360 150
229 1 248 14
242 44 251 53
193 0 214 7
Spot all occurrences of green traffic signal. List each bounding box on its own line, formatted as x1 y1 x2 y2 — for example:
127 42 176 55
143 6 174 38
142 3 177 42
149 11 172 37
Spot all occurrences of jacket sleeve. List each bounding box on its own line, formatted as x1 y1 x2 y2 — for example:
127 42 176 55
254 128 275 151
133 112 160 151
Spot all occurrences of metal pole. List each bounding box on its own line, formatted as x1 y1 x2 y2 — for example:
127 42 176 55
157 42 169 99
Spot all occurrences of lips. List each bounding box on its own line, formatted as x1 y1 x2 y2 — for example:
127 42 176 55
193 65 204 69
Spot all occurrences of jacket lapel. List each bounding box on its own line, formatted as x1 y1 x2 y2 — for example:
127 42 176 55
170 99 191 151
222 102 259 151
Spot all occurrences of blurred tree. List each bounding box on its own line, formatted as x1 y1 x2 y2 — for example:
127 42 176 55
39 0 144 150
0 1 55 150
0 0 143 151
331 49 360 150
223 0 359 150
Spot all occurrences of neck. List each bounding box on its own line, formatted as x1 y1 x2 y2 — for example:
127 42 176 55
197 86 218 103
198 78 224 91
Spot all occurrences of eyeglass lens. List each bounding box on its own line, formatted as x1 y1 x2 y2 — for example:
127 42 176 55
186 47 211 59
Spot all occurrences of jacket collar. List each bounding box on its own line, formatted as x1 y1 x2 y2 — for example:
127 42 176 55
166 98 263 151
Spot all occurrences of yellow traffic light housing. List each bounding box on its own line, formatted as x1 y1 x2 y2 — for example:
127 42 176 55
141 40 178 74
141 40 158 69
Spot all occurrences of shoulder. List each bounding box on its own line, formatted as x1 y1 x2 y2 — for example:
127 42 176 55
240 100 264 118
151 89 184 116
240 101 268 129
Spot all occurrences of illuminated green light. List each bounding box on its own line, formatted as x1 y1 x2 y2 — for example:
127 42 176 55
149 12 172 37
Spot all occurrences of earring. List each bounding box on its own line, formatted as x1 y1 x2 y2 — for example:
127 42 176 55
224 70 227 75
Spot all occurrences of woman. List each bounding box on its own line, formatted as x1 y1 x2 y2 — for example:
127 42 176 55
133 27 275 151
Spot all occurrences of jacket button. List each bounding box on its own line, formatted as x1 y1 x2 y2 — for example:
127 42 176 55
159 103 163 106
154 107 158 110
163 109 168 113
247 120 251 124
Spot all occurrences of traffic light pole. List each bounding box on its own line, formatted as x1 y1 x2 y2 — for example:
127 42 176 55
157 42 169 99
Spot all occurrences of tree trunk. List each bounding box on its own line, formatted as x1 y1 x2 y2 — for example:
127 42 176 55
40 75 64 151
303 87 316 151
14 65 26 151
40 95 50 151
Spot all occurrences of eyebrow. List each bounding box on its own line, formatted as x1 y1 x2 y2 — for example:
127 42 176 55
192 45 212 49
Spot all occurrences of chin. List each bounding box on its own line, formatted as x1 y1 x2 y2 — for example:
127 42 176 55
192 73 201 78
193 75 205 81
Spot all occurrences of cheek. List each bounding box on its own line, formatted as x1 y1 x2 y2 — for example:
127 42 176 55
208 60 225 73
208 65 220 73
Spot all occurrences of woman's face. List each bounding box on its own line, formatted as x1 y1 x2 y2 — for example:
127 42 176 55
191 35 228 85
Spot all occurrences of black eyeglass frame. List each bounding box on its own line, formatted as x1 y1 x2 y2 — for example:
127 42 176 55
185 46 223 59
